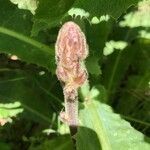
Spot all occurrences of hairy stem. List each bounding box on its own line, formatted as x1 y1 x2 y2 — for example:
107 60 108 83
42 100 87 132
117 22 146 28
64 89 78 126
64 88 78 147
63 87 78 137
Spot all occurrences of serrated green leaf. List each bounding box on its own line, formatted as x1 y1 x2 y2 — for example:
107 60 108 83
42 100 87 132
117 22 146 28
31 0 75 36
74 0 140 19
77 84 150 150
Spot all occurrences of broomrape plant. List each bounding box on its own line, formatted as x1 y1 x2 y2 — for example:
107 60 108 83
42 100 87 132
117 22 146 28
0 0 149 150
55 22 88 132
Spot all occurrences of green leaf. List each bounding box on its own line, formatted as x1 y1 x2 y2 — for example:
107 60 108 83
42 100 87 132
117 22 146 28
0 0 55 72
77 84 150 150
31 0 75 36
0 68 62 124
74 0 140 19
29 135 74 150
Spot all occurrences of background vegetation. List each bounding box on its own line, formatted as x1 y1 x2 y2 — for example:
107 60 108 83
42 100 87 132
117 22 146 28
0 0 150 149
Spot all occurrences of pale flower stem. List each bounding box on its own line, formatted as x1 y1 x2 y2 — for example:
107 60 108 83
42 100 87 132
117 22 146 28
55 21 88 137
64 89 78 127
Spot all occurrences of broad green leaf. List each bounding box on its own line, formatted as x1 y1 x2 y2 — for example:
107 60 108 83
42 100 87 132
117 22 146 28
0 0 55 72
9 0 38 14
31 0 75 36
77 84 150 150
0 67 62 124
29 135 74 150
74 0 140 19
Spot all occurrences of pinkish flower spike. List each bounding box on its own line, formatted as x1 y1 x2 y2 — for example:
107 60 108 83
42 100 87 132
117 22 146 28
55 21 88 134
55 21 88 89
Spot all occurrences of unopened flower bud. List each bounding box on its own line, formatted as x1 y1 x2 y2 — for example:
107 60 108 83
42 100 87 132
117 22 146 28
55 21 88 90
